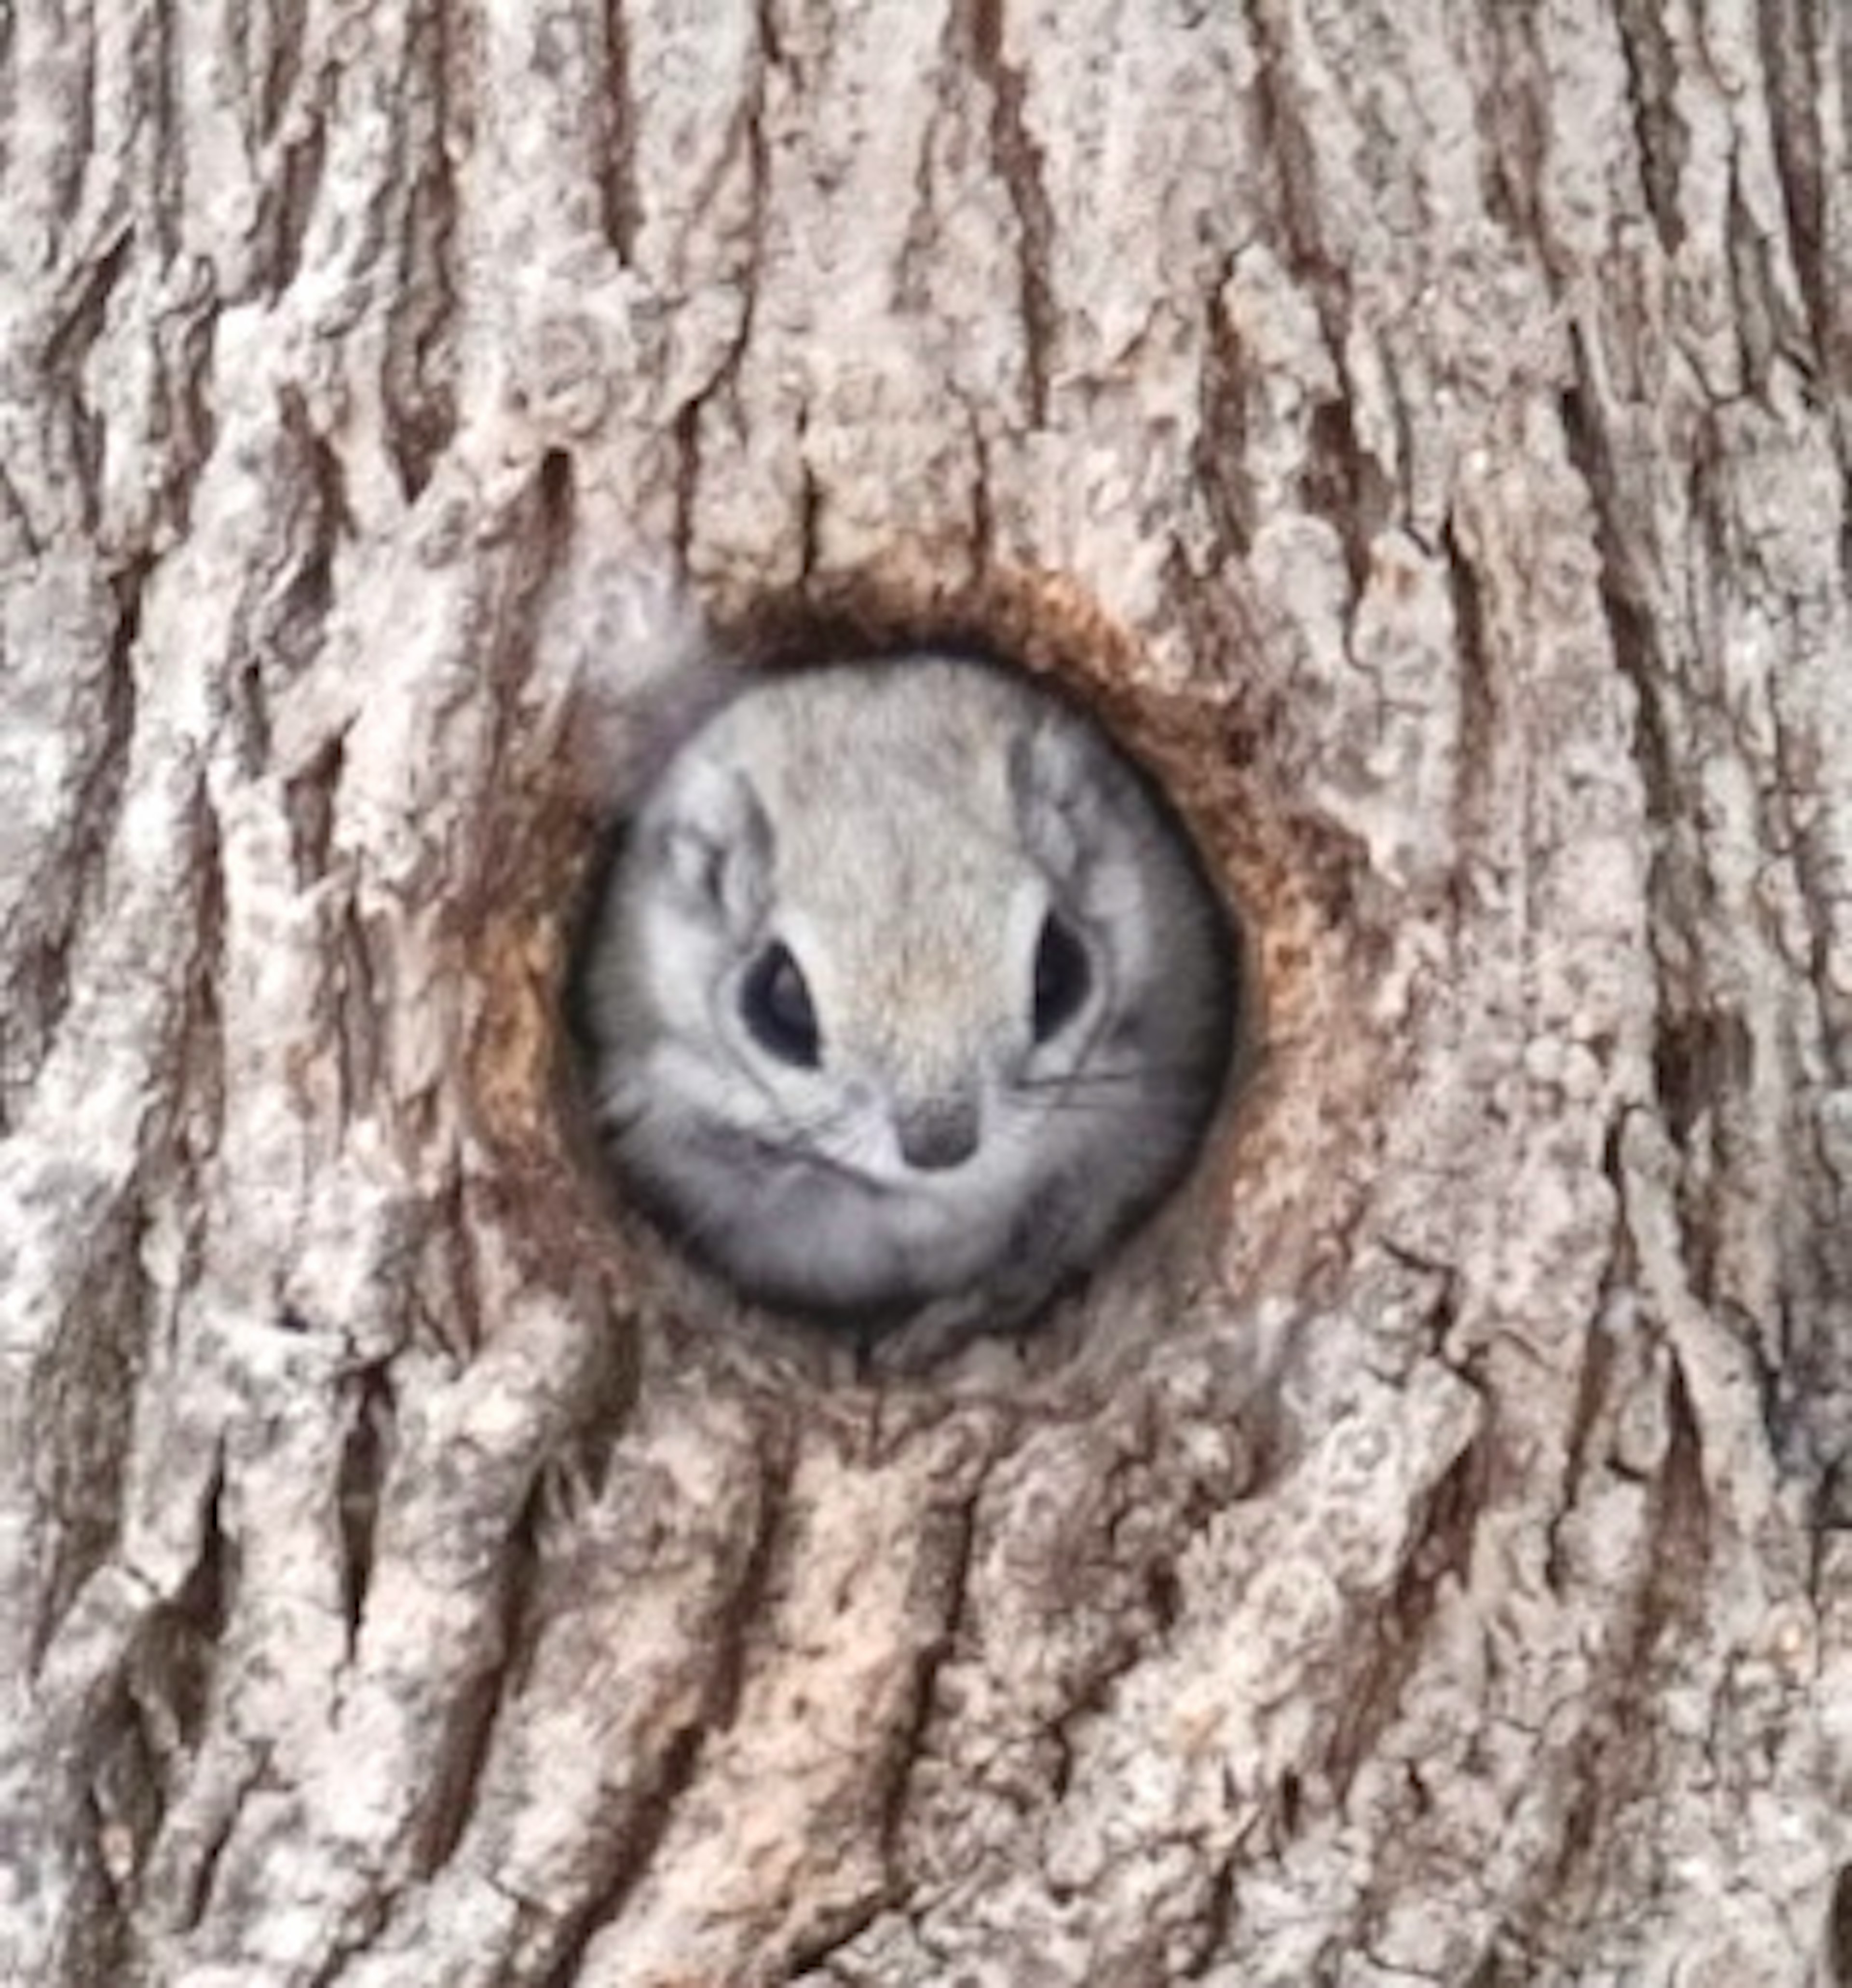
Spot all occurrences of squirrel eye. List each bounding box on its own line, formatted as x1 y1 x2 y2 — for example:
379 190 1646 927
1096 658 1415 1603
741 942 821 1068
1032 911 1092 1043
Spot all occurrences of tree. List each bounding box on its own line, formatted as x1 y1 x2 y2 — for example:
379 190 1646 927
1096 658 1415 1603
3 1 1849 1981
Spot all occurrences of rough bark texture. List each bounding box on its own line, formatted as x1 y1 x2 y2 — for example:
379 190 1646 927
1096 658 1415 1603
3 2 1851 1984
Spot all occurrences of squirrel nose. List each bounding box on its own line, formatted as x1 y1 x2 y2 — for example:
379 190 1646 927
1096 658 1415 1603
895 1095 980 1172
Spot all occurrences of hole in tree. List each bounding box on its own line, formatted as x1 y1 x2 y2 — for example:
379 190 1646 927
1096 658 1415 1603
567 600 1250 1367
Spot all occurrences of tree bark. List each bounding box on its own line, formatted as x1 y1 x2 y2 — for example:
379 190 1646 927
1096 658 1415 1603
3 2 1850 1983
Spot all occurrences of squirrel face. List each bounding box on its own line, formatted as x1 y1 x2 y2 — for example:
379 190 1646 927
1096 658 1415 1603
578 656 1236 1345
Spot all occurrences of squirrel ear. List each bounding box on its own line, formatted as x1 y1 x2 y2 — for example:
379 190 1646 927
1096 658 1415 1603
1009 716 1105 879
657 760 772 935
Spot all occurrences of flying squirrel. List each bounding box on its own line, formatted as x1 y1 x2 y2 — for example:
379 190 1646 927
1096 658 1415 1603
576 647 1237 1356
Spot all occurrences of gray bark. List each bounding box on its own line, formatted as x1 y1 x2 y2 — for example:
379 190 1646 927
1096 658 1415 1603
3 1 1850 1983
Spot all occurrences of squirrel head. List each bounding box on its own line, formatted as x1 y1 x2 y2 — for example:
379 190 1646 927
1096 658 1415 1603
580 655 1236 1334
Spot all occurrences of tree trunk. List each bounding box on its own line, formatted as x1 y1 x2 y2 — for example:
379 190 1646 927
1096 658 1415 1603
4 2 1850 1983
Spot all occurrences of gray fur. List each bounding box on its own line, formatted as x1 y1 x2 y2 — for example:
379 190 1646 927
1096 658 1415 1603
578 656 1235 1348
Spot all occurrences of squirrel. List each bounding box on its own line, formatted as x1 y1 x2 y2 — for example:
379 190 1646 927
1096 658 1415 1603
574 652 1237 1357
